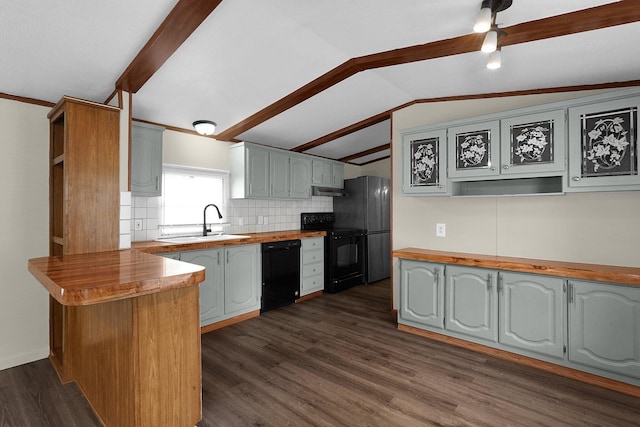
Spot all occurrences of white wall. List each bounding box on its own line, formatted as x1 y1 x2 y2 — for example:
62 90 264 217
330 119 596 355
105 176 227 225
391 89 640 308
0 98 50 369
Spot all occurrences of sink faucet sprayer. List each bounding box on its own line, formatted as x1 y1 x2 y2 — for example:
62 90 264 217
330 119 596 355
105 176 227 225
203 204 223 236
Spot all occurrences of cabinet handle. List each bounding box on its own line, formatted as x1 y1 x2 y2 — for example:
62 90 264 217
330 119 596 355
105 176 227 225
226 251 229 264
487 273 493 291
490 166 496 171
502 165 510 170
572 176 581 182
568 282 574 303
155 176 159 191
217 251 221 266
497 273 503 293
434 267 440 287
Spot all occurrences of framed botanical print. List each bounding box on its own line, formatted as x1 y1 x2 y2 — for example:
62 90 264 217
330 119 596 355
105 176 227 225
402 128 448 194
568 95 640 190
447 120 500 178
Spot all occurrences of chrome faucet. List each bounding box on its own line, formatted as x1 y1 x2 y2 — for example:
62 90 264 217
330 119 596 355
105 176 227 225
203 204 223 236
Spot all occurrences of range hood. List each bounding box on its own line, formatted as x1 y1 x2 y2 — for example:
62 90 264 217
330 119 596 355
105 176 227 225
311 186 348 197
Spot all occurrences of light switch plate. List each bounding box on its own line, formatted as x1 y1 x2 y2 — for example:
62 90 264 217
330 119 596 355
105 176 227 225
436 223 446 237
134 219 143 231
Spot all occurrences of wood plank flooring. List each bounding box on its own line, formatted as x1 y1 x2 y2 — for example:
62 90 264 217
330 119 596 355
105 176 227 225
2 279 640 426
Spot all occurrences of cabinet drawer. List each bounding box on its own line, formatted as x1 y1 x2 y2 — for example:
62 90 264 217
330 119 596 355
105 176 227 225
303 262 323 278
302 274 324 293
302 237 324 251
302 249 323 265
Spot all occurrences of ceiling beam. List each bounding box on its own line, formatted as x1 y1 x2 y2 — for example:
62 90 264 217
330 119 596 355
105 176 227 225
292 112 390 153
115 0 222 94
340 144 390 163
216 1 640 142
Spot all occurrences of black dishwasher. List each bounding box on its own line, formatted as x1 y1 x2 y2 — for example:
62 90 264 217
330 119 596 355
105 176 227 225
261 240 301 313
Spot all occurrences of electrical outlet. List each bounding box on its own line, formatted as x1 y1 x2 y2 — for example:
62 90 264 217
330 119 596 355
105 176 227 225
134 219 143 231
436 223 446 237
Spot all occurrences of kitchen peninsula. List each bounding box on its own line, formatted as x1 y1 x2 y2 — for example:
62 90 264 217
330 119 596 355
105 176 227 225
28 249 205 426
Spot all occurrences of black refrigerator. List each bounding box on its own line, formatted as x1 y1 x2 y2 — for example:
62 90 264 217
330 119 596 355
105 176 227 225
333 176 390 283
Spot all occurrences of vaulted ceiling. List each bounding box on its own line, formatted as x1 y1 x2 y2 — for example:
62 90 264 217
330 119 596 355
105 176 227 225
2 1 639 165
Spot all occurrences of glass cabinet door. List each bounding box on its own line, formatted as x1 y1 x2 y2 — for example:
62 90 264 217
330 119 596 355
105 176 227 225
500 109 566 176
568 96 640 191
402 128 448 195
447 120 500 178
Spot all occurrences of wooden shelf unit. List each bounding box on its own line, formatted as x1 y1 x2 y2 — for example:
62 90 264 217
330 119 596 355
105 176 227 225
47 96 120 382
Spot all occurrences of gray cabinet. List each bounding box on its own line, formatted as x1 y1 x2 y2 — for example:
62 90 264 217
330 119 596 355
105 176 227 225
567 95 640 191
499 109 566 176
270 151 290 198
230 142 320 199
180 249 225 326
131 122 164 196
445 266 498 343
398 260 444 329
401 128 448 195
290 156 312 199
300 237 324 296
224 244 261 316
568 280 640 379
498 271 565 359
447 120 501 179
161 244 260 327
311 159 344 188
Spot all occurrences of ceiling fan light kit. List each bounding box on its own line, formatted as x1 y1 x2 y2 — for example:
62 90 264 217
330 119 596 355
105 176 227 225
473 0 512 69
192 120 217 135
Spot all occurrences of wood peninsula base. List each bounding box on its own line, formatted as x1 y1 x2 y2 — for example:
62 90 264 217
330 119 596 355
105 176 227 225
29 250 205 426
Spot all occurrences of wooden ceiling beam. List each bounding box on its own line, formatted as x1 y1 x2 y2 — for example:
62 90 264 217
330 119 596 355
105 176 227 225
217 1 640 144
115 0 222 94
340 144 390 163
292 112 390 153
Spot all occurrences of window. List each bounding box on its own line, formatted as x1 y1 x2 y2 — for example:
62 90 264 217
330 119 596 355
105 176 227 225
159 164 229 237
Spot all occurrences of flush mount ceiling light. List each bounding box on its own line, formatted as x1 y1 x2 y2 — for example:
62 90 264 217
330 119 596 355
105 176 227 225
192 120 217 136
473 0 512 69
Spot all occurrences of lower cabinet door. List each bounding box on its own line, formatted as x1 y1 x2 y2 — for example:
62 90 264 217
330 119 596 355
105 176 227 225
180 249 225 327
445 266 498 342
568 280 640 379
399 260 444 328
499 272 565 359
224 244 260 316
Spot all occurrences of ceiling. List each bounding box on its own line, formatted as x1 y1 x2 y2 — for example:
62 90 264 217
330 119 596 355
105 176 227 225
2 0 640 165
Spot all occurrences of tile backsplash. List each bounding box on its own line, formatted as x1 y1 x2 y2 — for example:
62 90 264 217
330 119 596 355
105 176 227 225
131 196 333 242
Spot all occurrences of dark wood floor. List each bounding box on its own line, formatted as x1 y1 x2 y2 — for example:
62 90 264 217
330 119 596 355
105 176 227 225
2 280 640 426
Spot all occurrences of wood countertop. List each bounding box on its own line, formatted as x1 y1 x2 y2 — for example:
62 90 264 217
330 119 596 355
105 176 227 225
393 247 640 287
28 249 205 306
133 230 326 254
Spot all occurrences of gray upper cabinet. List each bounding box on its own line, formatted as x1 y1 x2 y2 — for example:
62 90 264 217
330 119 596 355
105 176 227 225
290 156 312 199
401 128 448 195
311 159 344 188
269 151 290 198
445 265 498 343
131 122 164 196
500 109 566 176
230 142 337 199
567 95 640 191
447 120 500 179
398 260 444 329
229 143 270 199
568 279 640 380
498 271 565 359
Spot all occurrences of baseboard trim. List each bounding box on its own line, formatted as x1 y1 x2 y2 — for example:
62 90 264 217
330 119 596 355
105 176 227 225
201 310 260 334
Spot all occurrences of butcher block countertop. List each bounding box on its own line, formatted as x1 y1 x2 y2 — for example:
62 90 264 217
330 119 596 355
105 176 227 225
28 249 205 306
133 230 326 254
393 248 640 287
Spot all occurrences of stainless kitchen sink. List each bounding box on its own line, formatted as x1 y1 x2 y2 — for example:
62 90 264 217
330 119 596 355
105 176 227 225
157 234 250 244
